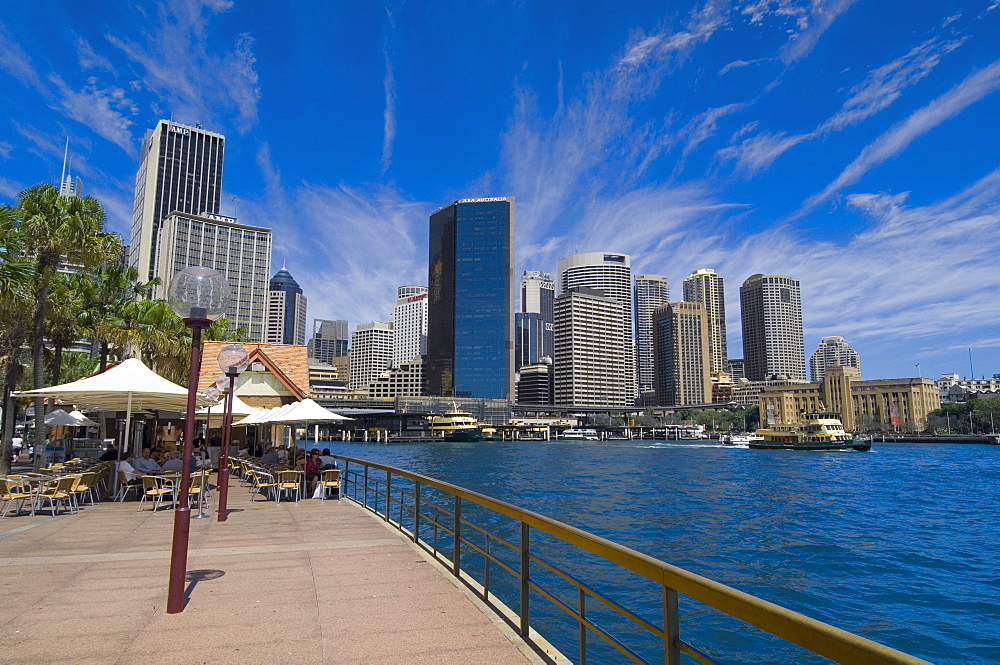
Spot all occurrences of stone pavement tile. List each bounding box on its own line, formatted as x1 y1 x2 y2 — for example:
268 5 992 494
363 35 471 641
336 645 530 665
0 627 140 662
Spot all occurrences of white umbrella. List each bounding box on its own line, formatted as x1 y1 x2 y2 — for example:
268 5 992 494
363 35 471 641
68 410 98 426
267 399 352 423
17 357 209 458
44 408 83 426
266 398 353 445
195 393 258 423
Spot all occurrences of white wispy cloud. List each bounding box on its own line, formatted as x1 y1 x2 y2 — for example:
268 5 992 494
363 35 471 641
0 176 24 199
716 130 808 175
0 23 43 90
800 59 1000 213
381 7 398 174
281 184 428 325
48 75 138 155
778 0 857 65
710 169 1000 366
719 36 965 174
74 36 116 73
817 38 964 133
719 58 766 75
106 0 259 133
0 142 12 159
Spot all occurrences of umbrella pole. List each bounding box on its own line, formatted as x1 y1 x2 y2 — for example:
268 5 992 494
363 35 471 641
113 392 134 498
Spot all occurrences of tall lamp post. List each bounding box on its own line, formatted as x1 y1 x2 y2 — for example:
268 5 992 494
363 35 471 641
216 344 249 522
166 267 231 614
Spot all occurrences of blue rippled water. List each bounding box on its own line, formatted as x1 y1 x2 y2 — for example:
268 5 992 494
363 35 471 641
323 439 1000 663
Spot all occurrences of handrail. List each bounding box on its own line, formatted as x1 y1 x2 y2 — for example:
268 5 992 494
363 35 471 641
333 454 928 665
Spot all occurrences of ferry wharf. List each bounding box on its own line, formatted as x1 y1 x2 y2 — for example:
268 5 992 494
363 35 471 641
0 485 547 665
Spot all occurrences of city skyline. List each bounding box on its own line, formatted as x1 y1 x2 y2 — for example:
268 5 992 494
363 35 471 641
2 2 999 381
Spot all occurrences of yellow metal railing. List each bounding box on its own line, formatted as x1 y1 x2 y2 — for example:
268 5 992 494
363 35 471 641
335 455 928 665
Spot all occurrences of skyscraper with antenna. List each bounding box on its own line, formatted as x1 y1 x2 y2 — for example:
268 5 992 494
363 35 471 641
58 138 82 197
130 120 225 283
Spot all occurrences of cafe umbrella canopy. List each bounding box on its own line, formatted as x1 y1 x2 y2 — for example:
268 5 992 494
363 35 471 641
17 357 210 457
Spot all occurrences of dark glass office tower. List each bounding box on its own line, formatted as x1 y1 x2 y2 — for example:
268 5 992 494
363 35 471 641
425 197 514 399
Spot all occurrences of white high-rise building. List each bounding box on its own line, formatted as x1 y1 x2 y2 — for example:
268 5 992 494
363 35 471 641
740 274 805 381
393 285 428 368
634 275 669 395
556 252 635 399
683 268 728 374
155 212 271 341
552 287 631 407
350 322 394 391
130 120 225 284
809 336 862 382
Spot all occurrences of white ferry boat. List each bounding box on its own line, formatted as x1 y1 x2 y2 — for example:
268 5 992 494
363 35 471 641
559 428 600 440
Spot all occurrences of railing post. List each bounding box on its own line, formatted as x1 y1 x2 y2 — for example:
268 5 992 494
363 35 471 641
663 585 680 665
363 465 369 509
520 521 530 638
579 587 587 665
413 483 421 544
453 495 462 576
484 538 491 600
385 472 392 522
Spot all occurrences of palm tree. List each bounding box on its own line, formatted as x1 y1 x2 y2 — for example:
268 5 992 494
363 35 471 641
0 205 34 475
13 184 120 462
43 272 86 387
75 264 157 371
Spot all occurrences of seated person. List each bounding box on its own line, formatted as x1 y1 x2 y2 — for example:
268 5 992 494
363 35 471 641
160 451 186 472
319 448 337 469
133 447 162 474
117 455 145 485
99 444 119 461
297 449 324 496
261 447 280 465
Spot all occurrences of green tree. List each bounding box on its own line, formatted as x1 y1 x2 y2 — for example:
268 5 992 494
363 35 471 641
0 204 34 475
75 264 157 371
13 184 120 462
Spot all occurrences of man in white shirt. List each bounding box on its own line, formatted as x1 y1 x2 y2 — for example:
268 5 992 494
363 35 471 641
117 455 145 485
133 448 162 475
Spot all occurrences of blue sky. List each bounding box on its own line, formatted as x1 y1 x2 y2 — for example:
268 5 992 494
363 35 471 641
2 0 999 382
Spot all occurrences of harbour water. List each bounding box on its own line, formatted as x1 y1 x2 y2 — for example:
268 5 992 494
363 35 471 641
320 438 1000 663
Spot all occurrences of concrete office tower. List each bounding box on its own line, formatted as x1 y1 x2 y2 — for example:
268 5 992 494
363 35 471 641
393 285 428 368
810 336 862 382
634 274 669 394
425 198 514 399
519 271 555 365
350 322 394 391
553 287 632 407
557 252 636 399
308 319 349 364
683 269 728 374
264 268 307 345
654 302 712 406
130 120 225 283
740 274 805 381
155 212 271 341
516 361 553 405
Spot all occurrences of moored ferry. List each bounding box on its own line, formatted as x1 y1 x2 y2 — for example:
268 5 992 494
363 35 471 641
751 411 872 451
559 428 600 440
429 406 482 442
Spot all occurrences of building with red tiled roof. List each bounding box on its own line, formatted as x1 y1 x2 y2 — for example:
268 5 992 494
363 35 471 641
198 341 310 410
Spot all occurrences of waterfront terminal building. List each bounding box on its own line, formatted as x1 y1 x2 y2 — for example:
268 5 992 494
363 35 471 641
759 365 941 432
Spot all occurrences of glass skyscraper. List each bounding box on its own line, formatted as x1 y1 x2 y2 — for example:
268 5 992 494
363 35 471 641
425 197 514 399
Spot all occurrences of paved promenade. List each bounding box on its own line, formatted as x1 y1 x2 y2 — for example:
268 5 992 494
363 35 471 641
0 477 541 664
